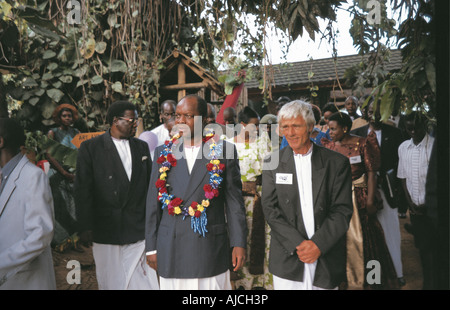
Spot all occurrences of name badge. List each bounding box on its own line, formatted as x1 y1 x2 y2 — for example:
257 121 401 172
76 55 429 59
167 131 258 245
349 155 362 164
276 173 293 185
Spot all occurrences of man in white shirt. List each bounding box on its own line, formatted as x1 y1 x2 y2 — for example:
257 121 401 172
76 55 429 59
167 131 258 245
397 111 436 289
262 100 353 290
151 100 176 146
75 101 159 290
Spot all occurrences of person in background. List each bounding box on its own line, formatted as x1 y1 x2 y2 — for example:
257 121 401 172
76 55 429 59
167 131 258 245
351 100 406 287
75 101 158 290
150 99 177 146
351 95 370 130
223 106 237 125
0 118 56 290
206 103 217 125
309 104 331 146
46 103 81 252
322 103 339 133
397 111 436 289
276 96 292 150
140 116 176 160
227 107 273 290
260 114 278 149
262 100 353 290
322 112 399 290
344 96 361 122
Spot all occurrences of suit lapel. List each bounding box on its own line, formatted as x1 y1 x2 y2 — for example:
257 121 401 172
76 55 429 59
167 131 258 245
166 141 190 201
0 155 26 217
311 144 325 208
279 147 303 229
103 132 130 186
182 141 211 203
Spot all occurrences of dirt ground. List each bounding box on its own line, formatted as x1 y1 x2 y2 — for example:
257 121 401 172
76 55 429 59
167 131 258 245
52 213 423 290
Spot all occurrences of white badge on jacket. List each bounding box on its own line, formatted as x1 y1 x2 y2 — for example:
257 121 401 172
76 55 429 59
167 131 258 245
349 155 362 164
276 173 293 185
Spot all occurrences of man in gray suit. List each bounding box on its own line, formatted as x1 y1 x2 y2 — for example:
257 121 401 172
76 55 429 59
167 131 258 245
145 94 247 290
0 118 56 290
262 100 353 290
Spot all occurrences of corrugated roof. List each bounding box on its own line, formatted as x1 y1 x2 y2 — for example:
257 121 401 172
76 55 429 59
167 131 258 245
245 49 402 89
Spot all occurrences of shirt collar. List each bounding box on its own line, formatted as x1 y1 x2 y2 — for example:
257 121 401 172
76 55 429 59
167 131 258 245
293 143 313 157
406 134 429 149
111 136 130 143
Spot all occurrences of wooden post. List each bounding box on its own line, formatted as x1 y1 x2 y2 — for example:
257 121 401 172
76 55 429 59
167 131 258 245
178 61 186 101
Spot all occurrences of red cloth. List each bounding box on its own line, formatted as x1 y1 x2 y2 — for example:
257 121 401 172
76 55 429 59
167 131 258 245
215 83 244 125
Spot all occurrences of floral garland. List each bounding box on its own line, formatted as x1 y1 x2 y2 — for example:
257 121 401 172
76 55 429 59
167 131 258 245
155 132 225 237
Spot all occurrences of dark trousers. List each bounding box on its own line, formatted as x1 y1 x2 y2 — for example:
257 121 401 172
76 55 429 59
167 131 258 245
410 213 439 290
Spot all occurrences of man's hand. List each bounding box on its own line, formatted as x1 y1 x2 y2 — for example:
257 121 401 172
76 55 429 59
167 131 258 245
78 230 93 248
296 240 321 264
231 247 246 271
146 254 157 271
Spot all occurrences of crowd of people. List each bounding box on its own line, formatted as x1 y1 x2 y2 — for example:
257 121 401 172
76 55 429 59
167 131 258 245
0 93 440 291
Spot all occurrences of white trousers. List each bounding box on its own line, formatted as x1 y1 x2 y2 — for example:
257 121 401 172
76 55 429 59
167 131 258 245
92 240 159 290
160 270 231 290
377 190 403 278
273 261 337 290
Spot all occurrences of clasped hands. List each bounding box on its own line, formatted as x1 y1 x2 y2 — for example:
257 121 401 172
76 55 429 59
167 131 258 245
296 240 321 264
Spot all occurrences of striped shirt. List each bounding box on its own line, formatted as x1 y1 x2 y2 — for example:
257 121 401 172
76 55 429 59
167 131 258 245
397 134 434 206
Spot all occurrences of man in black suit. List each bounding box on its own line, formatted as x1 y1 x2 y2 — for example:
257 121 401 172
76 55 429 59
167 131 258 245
350 100 406 287
262 100 353 290
74 101 159 290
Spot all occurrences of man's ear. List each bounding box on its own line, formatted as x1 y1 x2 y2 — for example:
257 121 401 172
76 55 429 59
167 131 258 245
0 136 4 149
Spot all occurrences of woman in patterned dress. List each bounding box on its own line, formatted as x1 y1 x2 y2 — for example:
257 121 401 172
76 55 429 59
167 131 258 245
321 112 398 290
227 107 273 290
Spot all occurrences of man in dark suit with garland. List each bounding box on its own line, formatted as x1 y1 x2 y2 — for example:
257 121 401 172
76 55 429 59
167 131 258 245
145 94 247 290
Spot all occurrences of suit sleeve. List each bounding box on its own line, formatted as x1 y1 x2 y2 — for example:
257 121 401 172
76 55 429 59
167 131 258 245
310 156 353 255
0 167 54 283
74 141 95 233
224 142 248 248
145 147 163 252
261 156 306 255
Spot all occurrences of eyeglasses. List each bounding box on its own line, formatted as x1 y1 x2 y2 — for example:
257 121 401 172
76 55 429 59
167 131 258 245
118 117 140 125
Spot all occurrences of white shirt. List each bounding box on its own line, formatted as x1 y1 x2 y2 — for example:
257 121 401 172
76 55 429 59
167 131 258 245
184 145 201 174
146 142 201 257
288 144 318 290
293 147 315 239
151 124 170 147
111 137 132 181
368 127 382 146
397 134 434 206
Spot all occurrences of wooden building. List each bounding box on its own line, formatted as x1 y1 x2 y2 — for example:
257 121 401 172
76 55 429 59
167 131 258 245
159 49 225 103
243 49 403 116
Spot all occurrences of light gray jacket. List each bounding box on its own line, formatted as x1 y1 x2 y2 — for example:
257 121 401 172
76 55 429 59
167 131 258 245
0 155 56 290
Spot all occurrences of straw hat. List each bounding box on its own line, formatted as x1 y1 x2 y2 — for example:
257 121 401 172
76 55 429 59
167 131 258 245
52 103 79 123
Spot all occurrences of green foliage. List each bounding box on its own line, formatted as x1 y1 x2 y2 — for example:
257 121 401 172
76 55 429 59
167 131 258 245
0 0 437 133
345 0 436 119
25 130 78 171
